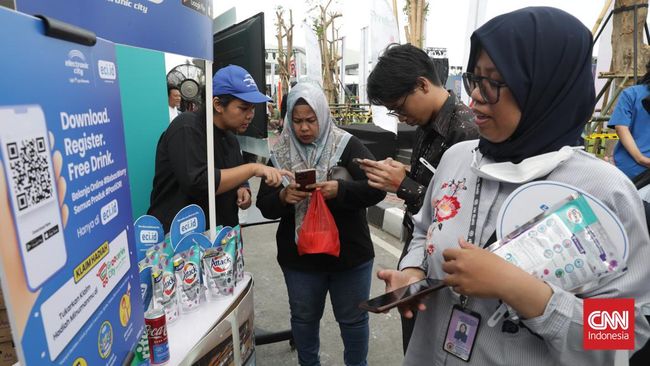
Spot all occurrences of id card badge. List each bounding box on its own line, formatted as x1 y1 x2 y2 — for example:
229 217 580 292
443 305 481 362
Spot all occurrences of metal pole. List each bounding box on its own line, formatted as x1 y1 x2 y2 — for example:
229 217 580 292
634 4 638 84
270 62 276 100
359 26 368 105
340 36 346 104
205 60 216 240
593 11 614 44
392 0 400 41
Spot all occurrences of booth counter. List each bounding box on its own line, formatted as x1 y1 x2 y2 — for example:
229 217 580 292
168 274 254 366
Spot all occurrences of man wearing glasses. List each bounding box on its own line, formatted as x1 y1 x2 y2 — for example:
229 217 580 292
359 43 477 353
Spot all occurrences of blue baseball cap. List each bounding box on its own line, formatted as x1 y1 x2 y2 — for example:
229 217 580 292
212 65 271 103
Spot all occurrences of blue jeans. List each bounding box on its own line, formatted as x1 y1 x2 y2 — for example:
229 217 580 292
281 260 373 366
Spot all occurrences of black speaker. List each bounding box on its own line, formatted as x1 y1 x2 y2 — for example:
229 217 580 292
213 13 267 138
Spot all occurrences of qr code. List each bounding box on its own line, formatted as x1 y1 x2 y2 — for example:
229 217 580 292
6 137 53 211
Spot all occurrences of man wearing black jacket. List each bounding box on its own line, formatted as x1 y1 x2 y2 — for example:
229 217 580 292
148 65 291 232
359 44 478 353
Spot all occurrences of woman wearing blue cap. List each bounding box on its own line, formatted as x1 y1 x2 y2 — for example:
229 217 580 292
148 65 292 232
377 7 650 365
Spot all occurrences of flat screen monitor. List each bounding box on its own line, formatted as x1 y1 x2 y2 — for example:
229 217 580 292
213 12 267 139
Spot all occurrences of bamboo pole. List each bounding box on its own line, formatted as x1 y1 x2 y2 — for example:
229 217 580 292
592 0 614 35
392 0 400 41
409 0 416 44
415 0 422 47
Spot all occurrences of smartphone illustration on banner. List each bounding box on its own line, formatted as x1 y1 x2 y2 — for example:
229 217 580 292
0 105 67 290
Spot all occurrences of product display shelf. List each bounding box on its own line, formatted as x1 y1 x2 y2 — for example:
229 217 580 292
167 274 252 365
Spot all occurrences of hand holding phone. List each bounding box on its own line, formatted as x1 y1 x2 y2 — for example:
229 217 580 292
359 278 445 313
280 183 310 205
294 168 316 192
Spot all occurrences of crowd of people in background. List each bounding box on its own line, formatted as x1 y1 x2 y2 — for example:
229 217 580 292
150 6 650 366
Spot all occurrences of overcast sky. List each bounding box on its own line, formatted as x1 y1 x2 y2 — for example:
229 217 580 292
212 0 607 67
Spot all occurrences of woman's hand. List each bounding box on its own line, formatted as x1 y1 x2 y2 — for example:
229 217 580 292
442 238 552 318
377 268 426 318
236 187 252 209
306 181 339 200
358 158 407 193
279 183 310 205
442 238 517 298
253 163 293 187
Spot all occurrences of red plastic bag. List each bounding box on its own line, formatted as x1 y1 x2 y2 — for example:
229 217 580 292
297 189 340 257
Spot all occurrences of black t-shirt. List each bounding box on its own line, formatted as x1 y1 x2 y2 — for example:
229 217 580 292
256 136 386 272
148 111 245 232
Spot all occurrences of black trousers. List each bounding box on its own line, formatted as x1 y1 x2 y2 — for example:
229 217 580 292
399 218 416 354
631 316 650 365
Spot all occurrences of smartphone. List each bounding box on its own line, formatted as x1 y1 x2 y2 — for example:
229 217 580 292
0 105 67 290
294 168 316 192
359 278 445 313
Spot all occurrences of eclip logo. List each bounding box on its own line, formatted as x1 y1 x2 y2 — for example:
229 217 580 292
140 230 158 244
180 217 198 235
98 60 116 81
584 298 634 350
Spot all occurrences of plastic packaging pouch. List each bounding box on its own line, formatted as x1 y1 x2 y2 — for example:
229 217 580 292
174 245 202 313
203 240 236 299
488 194 624 292
152 252 179 323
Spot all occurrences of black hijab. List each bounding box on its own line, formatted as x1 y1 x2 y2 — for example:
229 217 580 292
467 7 595 163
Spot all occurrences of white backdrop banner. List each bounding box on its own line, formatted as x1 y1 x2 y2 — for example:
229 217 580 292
369 0 399 134
303 20 323 86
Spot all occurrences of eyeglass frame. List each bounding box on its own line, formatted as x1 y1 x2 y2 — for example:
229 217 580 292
386 91 413 117
462 72 508 105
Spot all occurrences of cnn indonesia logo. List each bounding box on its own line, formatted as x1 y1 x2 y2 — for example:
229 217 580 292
584 298 635 350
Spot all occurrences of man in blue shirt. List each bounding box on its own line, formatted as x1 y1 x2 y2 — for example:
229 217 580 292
608 65 650 180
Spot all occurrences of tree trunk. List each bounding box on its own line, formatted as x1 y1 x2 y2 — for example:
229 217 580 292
611 0 650 83
405 0 427 47
275 7 294 98
313 1 341 104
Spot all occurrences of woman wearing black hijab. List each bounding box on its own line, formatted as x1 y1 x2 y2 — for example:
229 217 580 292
377 7 650 365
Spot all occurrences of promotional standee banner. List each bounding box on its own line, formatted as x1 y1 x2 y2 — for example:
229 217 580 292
15 0 213 60
0 9 144 365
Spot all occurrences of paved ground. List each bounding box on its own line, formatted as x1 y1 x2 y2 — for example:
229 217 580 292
244 223 405 366
241 179 406 366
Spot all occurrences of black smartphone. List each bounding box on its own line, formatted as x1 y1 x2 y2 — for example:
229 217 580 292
358 278 445 313
294 168 316 191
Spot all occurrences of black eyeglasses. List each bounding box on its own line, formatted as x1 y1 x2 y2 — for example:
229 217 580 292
386 92 412 117
462 72 508 104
